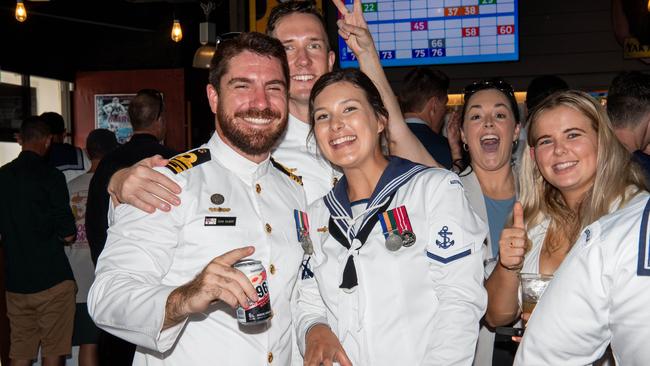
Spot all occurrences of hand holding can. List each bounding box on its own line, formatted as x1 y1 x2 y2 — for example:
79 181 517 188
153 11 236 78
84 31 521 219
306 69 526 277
234 259 272 325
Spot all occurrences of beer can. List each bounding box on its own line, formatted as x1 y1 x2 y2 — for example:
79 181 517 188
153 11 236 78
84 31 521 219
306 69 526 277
234 259 271 325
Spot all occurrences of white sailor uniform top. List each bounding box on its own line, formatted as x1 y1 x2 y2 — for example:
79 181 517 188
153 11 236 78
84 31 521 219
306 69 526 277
515 191 650 366
88 132 307 366
294 157 488 365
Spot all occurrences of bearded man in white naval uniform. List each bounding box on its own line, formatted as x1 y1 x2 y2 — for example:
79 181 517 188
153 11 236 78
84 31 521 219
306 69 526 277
88 33 308 366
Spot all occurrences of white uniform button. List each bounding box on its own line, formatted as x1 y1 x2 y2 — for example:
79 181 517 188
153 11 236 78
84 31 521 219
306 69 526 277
269 264 276 275
267 351 273 363
255 183 262 194
265 223 272 233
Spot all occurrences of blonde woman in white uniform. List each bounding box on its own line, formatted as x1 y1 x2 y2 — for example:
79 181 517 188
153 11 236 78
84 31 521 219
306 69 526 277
486 91 647 350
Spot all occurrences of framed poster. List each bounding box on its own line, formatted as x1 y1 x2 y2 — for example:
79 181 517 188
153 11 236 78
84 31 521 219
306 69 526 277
95 94 134 144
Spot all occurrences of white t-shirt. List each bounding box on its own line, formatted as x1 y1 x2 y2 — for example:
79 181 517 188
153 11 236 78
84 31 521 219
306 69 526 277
65 172 95 303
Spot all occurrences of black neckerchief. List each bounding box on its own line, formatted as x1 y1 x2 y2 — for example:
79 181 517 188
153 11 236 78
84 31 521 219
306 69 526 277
323 156 429 290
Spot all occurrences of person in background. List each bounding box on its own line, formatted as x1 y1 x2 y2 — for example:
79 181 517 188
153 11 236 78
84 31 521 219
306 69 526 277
66 129 118 366
84 89 176 366
446 78 521 366
524 75 570 115
41 112 91 182
607 70 650 179
0 116 77 366
510 75 570 171
487 91 646 361
399 67 458 170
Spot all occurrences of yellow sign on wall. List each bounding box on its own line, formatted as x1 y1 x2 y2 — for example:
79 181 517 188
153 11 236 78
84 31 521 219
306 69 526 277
249 0 323 33
624 38 650 59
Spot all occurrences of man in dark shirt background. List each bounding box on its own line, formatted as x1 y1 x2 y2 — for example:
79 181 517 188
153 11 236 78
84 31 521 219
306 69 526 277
85 89 176 366
42 112 90 182
607 71 650 180
0 115 77 366
399 67 454 169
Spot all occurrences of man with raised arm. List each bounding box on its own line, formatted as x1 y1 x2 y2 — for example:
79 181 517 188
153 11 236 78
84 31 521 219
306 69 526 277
106 0 439 211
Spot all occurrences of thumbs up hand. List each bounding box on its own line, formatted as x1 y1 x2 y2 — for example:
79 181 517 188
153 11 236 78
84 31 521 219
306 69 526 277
498 202 527 271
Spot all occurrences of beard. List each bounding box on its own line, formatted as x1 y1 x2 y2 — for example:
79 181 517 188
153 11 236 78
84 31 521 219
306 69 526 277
217 105 287 155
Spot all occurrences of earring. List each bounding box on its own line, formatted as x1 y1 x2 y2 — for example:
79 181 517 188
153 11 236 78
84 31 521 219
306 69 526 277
512 140 519 151
463 143 469 151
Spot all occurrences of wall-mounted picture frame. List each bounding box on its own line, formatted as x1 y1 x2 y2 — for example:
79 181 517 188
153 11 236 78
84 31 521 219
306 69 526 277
94 94 135 144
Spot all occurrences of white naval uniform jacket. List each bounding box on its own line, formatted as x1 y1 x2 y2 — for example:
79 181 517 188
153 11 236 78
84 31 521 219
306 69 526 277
294 157 488 365
514 191 650 366
272 114 342 204
88 132 307 366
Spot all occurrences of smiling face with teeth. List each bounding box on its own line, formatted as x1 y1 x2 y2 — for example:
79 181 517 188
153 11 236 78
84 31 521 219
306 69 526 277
461 89 520 174
530 105 598 206
311 81 387 171
207 50 288 162
272 13 336 111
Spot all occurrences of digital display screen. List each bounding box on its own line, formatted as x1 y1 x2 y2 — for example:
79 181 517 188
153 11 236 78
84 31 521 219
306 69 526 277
338 0 519 68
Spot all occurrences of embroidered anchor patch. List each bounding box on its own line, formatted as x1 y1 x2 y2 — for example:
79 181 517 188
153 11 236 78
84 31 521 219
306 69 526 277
435 226 455 249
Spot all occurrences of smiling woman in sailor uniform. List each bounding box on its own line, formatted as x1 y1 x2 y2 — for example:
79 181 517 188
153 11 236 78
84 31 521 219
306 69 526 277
292 69 488 366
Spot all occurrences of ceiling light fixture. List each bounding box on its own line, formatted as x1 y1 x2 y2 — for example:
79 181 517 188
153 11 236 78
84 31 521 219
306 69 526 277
15 0 27 22
171 17 183 42
192 1 217 69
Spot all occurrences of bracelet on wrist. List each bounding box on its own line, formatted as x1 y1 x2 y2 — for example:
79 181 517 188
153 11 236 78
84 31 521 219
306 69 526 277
499 260 522 273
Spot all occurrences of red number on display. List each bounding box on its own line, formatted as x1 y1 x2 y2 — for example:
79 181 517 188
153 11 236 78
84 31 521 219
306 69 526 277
463 27 479 37
498 25 514 35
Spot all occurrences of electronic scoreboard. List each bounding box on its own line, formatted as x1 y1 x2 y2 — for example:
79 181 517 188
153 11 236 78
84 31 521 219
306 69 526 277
338 0 519 68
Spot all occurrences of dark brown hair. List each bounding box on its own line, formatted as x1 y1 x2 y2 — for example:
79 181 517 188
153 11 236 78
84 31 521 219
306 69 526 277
208 32 289 94
399 67 449 113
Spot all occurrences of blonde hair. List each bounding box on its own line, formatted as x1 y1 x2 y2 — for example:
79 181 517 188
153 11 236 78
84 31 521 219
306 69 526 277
518 90 647 244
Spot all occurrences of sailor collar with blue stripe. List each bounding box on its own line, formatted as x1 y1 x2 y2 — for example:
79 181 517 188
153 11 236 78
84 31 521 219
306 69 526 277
324 156 429 244
207 130 271 184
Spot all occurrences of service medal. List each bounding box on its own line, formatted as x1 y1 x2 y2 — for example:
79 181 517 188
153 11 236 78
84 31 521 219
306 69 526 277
294 210 313 254
385 232 403 252
378 205 416 252
300 231 314 255
401 230 416 247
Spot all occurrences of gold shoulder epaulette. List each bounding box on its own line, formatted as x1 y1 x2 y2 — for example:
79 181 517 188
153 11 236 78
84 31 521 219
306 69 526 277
270 157 303 186
165 148 211 174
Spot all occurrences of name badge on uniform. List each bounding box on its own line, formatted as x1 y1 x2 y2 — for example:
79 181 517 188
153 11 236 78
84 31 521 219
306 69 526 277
204 216 236 226
378 205 416 252
293 210 313 254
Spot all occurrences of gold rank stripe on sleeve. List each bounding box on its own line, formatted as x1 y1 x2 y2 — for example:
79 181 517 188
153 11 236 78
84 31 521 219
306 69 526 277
270 157 303 186
165 148 211 174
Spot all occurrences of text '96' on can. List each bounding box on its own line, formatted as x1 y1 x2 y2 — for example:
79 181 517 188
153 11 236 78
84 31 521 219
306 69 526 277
234 259 271 325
